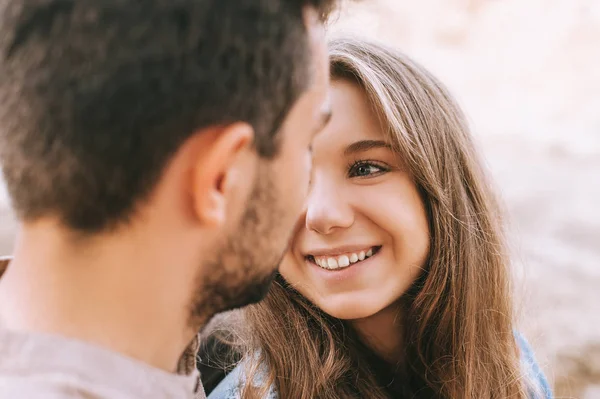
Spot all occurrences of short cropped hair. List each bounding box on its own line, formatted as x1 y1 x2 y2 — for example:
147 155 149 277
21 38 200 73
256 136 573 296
0 0 336 232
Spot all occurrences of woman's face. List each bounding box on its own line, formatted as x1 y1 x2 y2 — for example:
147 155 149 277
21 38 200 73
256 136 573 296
280 79 430 320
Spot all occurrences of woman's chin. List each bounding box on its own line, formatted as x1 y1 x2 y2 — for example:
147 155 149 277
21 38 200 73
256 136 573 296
318 300 384 321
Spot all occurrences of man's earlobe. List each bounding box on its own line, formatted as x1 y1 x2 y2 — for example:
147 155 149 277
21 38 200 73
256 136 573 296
190 123 254 227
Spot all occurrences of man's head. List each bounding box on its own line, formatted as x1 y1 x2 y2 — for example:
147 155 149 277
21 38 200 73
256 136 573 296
0 0 332 327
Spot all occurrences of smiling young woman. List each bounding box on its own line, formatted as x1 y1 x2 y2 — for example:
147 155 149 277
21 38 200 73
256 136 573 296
206 37 552 399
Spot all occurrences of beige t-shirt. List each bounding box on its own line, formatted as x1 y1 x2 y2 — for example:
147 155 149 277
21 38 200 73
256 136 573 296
0 257 206 399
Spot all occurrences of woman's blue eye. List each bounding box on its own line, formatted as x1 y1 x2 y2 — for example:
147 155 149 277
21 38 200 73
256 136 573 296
348 162 387 178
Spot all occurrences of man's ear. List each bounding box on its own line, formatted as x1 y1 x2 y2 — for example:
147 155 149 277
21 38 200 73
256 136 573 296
190 122 254 227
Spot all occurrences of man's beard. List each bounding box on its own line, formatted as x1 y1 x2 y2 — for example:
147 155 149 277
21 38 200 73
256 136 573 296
188 168 289 329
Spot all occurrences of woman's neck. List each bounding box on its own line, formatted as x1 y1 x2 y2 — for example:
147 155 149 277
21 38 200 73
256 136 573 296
350 302 403 364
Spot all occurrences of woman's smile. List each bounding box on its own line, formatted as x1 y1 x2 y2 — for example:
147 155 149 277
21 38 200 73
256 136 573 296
306 245 382 270
282 79 429 321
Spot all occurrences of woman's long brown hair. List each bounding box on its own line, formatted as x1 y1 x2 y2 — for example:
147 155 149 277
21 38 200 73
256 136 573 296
221 37 535 398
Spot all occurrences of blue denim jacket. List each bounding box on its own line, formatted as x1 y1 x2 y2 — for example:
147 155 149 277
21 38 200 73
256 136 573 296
208 333 552 399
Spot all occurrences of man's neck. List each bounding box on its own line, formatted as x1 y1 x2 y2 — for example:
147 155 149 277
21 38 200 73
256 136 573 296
0 222 198 373
351 302 404 364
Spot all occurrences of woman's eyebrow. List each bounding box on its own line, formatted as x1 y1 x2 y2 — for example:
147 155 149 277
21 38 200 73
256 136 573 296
343 140 392 156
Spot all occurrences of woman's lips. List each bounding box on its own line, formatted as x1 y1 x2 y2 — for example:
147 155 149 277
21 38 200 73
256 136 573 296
306 246 382 270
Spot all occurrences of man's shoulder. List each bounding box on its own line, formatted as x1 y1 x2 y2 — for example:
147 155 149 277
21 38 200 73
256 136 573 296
0 378 129 399
0 328 200 399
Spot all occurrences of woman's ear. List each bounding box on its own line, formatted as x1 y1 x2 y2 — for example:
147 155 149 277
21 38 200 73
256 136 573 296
189 122 254 227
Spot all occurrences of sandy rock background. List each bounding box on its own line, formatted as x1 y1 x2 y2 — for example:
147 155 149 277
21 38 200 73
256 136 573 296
1 0 598 397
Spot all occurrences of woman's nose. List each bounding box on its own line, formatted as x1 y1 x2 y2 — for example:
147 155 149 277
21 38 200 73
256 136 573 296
305 177 354 235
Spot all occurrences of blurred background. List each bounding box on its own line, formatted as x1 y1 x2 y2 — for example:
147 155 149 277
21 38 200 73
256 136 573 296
1 0 598 397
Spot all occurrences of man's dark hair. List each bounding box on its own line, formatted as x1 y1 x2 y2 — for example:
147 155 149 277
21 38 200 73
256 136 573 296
0 0 336 232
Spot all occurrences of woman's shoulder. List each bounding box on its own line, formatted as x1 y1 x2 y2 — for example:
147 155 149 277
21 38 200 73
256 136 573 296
207 334 552 399
207 361 277 399
206 363 246 399
515 332 553 399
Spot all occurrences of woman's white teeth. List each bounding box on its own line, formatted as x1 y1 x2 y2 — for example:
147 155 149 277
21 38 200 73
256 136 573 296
338 255 350 267
313 248 377 270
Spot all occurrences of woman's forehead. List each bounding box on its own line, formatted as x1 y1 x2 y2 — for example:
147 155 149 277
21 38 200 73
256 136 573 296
315 80 384 147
